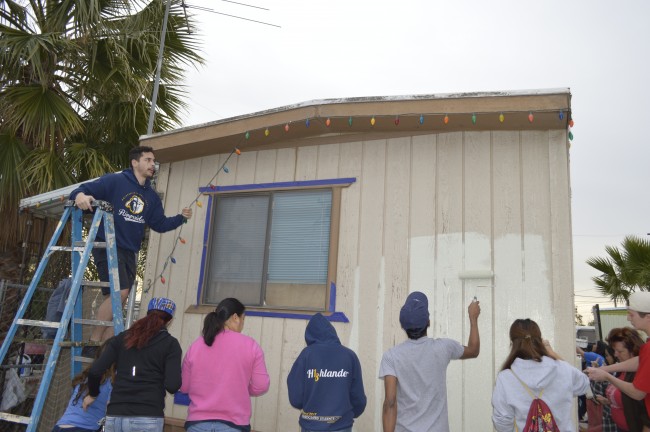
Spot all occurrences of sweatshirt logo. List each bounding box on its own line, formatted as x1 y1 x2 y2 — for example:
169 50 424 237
124 194 145 215
306 368 350 382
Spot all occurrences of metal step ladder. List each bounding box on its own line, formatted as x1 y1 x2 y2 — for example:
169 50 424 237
0 200 124 431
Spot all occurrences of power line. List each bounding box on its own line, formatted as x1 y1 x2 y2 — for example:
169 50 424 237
186 4 280 28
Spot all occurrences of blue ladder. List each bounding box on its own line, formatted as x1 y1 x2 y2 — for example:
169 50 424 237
0 200 124 431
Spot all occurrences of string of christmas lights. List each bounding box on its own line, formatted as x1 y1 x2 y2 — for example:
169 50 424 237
145 146 241 293
18 108 575 293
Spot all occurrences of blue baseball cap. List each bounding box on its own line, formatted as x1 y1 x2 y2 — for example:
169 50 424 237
399 291 430 329
147 297 176 317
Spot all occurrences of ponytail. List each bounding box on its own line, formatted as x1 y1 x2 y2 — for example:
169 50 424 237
202 298 245 346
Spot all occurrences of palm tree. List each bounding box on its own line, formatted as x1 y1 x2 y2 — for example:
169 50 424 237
0 0 203 254
586 235 650 305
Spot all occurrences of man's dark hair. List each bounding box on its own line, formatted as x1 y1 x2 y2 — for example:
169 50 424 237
405 326 427 340
129 146 155 163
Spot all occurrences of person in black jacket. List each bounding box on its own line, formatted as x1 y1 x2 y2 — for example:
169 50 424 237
83 297 181 432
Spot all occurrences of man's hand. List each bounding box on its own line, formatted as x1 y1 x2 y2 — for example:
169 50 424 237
468 299 481 320
82 395 96 411
181 207 192 219
75 192 95 211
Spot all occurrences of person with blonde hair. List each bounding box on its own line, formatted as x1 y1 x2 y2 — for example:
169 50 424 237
491 318 589 432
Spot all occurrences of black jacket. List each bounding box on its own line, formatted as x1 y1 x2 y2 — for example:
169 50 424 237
88 328 182 417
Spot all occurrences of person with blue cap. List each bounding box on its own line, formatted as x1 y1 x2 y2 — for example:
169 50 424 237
379 292 481 432
82 297 182 432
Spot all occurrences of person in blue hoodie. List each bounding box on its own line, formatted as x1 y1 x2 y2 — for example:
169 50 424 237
70 146 191 349
287 313 366 432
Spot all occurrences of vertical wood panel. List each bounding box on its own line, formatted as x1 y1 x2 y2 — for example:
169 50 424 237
381 137 411 354
548 131 574 359
520 131 554 329
492 131 524 363
461 131 494 430
434 132 465 430
356 139 386 431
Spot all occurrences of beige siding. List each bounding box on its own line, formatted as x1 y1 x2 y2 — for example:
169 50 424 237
145 129 573 431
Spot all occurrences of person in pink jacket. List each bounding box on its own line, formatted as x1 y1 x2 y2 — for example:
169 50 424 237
181 298 270 432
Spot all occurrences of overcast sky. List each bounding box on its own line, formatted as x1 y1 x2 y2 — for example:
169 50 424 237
178 0 650 322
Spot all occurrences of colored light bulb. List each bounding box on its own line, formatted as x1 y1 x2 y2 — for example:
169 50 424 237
326 118 331 127
306 118 311 127
348 116 353 126
419 114 424 125
559 111 564 120
528 112 534 123
370 116 376 126
569 119 574 127
196 201 202 208
394 116 400 126
443 114 449 125
223 166 229 173
499 113 505 123
161 276 166 284
568 131 574 140
170 257 176 264
179 237 186 244
35 202 41 208
209 184 216 190
264 128 269 137
471 113 477 125
284 123 289 132
245 132 250 140
235 148 241 155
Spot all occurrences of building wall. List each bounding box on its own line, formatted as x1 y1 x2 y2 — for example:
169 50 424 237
144 129 573 432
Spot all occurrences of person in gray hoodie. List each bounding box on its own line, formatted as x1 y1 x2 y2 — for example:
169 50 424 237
492 318 589 432
287 313 366 432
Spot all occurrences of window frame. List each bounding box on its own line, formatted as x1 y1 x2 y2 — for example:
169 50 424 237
192 177 356 322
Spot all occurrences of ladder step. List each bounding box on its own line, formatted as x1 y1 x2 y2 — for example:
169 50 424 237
48 246 86 252
73 318 114 327
60 340 102 348
0 412 31 424
73 356 95 364
73 241 107 248
16 319 60 329
81 280 110 288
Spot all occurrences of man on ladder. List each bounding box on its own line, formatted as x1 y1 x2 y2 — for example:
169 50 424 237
71 145 192 355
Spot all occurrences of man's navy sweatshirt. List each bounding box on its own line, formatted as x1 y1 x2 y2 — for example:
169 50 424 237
69 169 184 252
287 313 367 431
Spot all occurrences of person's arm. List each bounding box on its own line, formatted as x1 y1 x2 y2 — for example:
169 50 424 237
600 356 639 373
491 375 516 432
249 344 270 396
287 353 305 409
587 367 647 400
382 375 398 432
543 340 563 361
70 175 112 211
164 339 182 394
179 346 192 394
460 300 480 359
350 355 367 418
145 194 192 233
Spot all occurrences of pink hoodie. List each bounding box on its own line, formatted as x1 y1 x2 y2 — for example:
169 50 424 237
181 329 270 426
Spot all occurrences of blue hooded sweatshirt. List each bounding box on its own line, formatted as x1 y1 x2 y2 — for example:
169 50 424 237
70 169 184 252
287 313 366 431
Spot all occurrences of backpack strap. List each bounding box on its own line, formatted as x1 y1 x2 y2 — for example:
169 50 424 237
510 369 545 399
